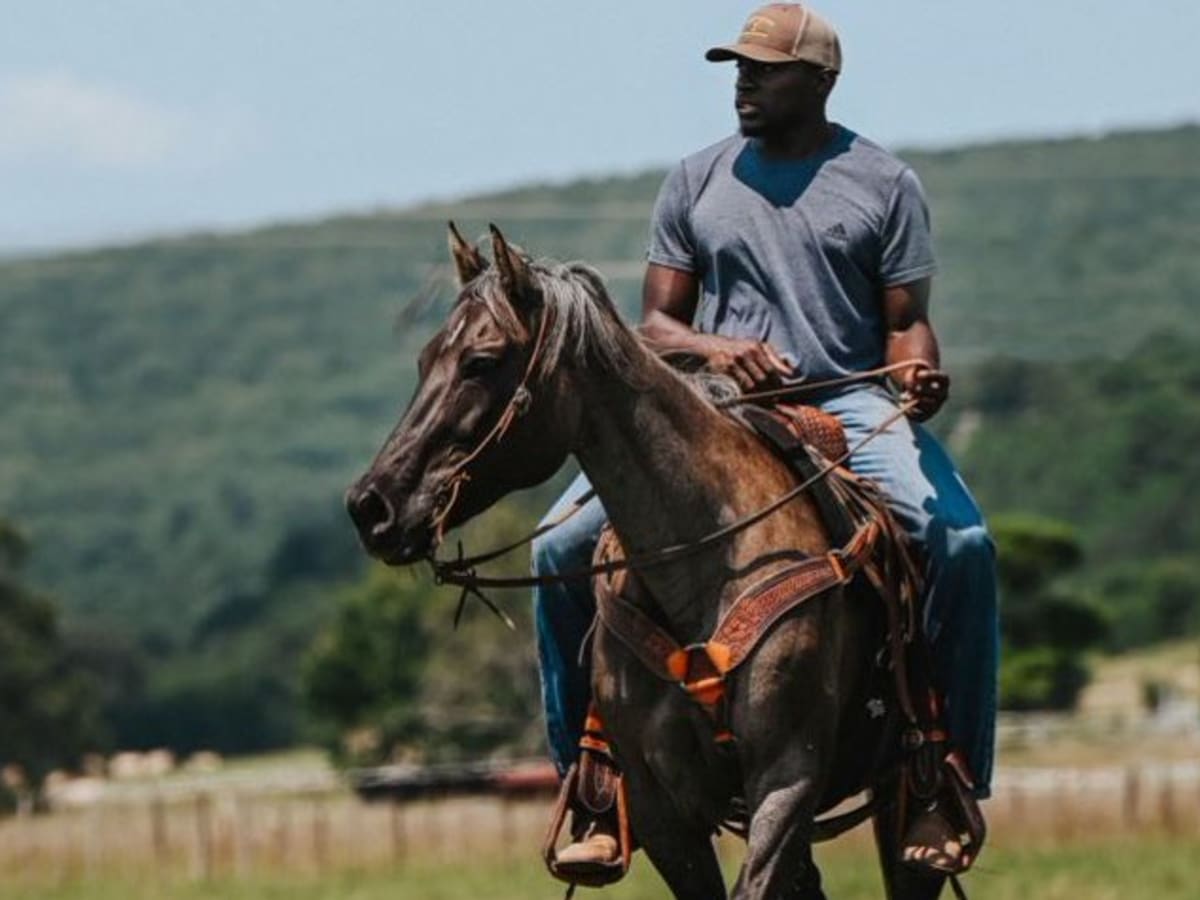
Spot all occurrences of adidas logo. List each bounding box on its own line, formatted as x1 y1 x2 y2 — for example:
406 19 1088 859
824 222 848 240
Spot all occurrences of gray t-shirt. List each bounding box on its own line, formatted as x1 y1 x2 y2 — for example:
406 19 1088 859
647 126 936 382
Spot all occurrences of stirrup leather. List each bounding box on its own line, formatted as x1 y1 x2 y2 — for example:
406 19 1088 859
542 705 633 889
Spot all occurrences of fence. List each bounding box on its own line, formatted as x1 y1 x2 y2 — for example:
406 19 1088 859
2 762 1198 885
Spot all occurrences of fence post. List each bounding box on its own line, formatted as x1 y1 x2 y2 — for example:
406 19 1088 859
232 792 253 877
83 804 102 878
312 795 330 874
1008 780 1025 834
499 795 517 859
192 793 214 880
1053 772 1075 842
1122 767 1140 831
150 792 169 871
1159 775 1178 834
390 799 407 864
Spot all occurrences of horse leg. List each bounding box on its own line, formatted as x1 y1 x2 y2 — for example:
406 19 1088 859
727 600 849 900
596 633 728 900
621 759 727 900
871 788 946 900
730 762 827 900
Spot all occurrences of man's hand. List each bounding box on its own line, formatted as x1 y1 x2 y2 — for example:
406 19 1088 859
704 335 793 392
639 264 791 392
883 279 947 421
897 364 950 421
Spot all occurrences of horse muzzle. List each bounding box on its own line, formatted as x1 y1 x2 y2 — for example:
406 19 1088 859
344 481 434 565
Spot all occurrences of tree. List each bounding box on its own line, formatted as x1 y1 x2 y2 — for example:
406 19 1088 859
302 565 432 762
1141 558 1200 639
992 514 1109 710
0 519 105 810
303 501 545 765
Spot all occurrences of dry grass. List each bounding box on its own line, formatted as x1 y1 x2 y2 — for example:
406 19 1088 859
1079 640 1200 715
5 642 1196 897
0 834 1195 900
2 777 1198 895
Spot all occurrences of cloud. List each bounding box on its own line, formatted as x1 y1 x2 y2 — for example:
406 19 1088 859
0 71 252 169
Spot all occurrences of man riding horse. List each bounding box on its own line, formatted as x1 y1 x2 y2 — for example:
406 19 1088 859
534 2 998 881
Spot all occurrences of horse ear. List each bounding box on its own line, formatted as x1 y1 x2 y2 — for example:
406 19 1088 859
489 224 538 312
447 221 487 286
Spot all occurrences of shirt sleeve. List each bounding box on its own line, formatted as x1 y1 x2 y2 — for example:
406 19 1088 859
646 162 697 273
879 167 938 287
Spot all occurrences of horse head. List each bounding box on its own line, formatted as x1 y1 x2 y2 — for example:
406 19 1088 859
345 223 579 564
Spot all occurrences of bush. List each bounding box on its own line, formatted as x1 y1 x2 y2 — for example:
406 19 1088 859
999 648 1091 711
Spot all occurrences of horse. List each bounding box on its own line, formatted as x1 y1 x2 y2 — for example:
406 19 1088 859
345 224 949 899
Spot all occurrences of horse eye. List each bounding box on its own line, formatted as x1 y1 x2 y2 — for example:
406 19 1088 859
460 353 503 379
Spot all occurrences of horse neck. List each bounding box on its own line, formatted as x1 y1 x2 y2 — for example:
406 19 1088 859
565 350 825 641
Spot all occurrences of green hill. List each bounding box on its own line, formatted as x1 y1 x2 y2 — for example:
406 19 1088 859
1 123 1197 642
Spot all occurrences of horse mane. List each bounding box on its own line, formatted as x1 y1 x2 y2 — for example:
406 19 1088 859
530 260 644 382
458 256 744 418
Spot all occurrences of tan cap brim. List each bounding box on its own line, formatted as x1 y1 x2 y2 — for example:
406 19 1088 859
705 43 799 64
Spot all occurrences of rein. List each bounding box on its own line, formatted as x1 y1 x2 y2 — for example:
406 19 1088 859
720 359 934 408
419 318 930 625
428 382 922 606
427 355 931 580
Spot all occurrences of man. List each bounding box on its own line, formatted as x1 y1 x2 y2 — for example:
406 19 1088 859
534 2 997 877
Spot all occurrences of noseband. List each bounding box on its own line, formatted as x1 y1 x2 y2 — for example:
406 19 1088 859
429 308 552 543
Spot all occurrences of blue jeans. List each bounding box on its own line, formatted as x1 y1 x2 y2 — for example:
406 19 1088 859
532 385 998 795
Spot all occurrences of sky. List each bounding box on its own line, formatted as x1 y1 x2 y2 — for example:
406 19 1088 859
1 0 1196 253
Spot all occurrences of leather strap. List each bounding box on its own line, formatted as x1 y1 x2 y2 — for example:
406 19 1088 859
709 521 879 673
595 520 880 691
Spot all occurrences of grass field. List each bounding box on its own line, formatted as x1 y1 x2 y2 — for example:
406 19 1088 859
8 640 1195 899
3 835 1195 900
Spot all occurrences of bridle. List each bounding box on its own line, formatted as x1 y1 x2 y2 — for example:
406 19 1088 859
428 305 553 546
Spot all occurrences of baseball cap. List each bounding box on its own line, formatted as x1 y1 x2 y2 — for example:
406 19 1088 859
705 3 842 72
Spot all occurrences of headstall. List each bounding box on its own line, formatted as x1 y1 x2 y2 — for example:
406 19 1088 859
429 305 552 545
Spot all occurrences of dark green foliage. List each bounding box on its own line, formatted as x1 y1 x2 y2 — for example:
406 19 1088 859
1095 557 1200 650
1 125 1197 754
989 514 1082 595
0 520 107 802
998 647 1093 712
303 505 545 765
944 331 1200 652
2 125 1196 644
921 126 1200 362
104 515 366 755
1140 560 1200 638
303 566 432 743
990 515 1108 710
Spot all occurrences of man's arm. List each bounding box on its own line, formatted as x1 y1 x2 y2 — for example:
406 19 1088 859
639 263 791 391
883 277 949 421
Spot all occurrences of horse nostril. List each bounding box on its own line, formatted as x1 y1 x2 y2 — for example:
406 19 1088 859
367 493 397 539
347 484 397 539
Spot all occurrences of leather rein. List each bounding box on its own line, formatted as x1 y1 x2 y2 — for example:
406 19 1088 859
423 311 928 603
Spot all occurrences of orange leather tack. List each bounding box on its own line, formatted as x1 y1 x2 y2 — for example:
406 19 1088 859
705 641 733 674
666 649 690 681
686 677 726 709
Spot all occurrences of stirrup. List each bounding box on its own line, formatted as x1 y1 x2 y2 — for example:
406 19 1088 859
542 755 631 888
542 706 633 889
899 746 987 876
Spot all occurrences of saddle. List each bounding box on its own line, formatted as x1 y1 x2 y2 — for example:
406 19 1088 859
543 403 986 889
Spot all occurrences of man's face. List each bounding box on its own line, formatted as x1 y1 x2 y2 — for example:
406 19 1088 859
734 58 832 137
